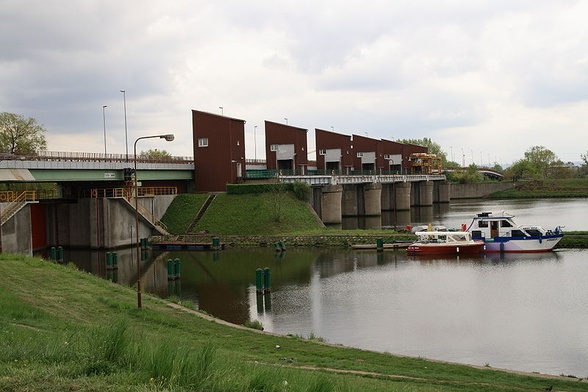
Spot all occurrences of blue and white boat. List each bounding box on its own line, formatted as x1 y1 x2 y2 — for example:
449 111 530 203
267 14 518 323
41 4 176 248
466 211 564 253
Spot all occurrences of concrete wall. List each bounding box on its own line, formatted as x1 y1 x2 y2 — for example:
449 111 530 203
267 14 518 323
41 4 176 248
1 203 33 255
450 182 518 199
46 195 177 250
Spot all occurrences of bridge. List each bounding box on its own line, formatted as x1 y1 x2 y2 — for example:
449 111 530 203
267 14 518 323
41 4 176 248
0 151 194 183
445 167 504 180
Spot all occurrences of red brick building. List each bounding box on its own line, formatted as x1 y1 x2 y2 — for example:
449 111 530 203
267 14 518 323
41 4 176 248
381 139 405 173
351 134 382 173
315 128 353 173
265 121 308 174
192 110 245 192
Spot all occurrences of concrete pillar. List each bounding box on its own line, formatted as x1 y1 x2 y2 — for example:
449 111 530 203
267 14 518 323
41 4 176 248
434 181 451 203
395 182 411 211
363 183 382 216
342 184 359 216
320 184 343 224
381 183 394 211
416 181 434 206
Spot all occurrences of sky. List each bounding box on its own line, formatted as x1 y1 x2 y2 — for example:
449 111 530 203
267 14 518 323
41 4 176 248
1 1 587 166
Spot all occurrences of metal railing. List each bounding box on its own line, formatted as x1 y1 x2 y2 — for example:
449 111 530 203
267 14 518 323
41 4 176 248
0 191 37 224
90 187 175 235
0 150 193 164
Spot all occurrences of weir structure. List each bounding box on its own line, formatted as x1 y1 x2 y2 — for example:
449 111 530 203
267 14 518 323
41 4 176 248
279 174 450 224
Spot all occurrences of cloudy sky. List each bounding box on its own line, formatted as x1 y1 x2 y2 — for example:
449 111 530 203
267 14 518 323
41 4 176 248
1 1 587 166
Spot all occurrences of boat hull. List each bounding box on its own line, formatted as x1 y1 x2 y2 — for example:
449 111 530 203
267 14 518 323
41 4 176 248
406 242 485 255
480 235 563 253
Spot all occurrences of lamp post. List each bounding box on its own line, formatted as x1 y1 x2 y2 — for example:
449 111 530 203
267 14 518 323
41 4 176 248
133 133 174 309
219 106 223 116
120 90 129 162
102 105 107 155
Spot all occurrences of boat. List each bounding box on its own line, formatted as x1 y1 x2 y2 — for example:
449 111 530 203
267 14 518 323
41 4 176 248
351 242 412 250
466 211 564 253
406 231 485 255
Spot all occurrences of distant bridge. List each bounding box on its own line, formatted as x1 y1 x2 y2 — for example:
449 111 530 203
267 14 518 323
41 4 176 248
445 167 504 180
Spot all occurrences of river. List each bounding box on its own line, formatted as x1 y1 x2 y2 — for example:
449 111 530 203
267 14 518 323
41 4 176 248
65 198 588 377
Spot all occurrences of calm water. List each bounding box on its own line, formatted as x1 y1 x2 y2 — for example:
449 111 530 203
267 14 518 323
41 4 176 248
66 198 588 377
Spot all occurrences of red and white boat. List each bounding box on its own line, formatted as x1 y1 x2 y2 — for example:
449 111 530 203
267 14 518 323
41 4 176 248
406 231 485 255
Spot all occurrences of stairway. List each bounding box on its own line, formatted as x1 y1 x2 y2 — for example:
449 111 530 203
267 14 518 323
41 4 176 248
186 194 216 233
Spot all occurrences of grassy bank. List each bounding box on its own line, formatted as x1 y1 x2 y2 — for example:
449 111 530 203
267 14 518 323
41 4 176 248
160 192 588 248
489 178 588 198
162 193 324 235
1 254 586 391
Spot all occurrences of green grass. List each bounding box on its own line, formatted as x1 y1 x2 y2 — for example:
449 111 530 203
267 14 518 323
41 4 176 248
160 193 210 233
490 178 588 198
191 192 324 235
1 254 587 391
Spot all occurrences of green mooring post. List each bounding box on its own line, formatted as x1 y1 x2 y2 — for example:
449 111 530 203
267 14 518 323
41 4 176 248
167 259 174 280
174 258 181 279
112 252 118 269
255 269 264 293
50 247 56 261
106 252 113 269
212 236 220 250
376 238 384 252
263 267 271 292
57 246 64 263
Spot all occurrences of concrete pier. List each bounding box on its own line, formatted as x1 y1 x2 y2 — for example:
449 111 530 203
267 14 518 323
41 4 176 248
319 185 343 224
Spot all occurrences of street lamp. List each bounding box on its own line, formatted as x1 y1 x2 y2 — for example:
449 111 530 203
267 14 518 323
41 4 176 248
284 117 288 125
102 105 107 155
219 106 223 116
133 133 174 308
120 90 129 162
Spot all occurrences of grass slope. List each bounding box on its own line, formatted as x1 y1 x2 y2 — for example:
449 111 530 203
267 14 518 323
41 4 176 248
1 254 586 391
490 178 588 198
160 193 210 234
189 193 323 235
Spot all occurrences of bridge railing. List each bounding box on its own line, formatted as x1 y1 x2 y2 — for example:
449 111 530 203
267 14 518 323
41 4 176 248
2 151 194 164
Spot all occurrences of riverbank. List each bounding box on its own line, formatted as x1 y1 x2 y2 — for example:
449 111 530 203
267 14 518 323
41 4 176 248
1 253 586 391
151 231 588 249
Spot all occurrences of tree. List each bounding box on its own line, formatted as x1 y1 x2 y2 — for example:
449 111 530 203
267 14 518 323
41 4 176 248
139 149 172 160
523 146 560 178
0 112 47 155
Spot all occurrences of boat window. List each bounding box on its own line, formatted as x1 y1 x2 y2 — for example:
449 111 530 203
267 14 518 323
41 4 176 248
526 229 542 236
478 221 488 228
501 220 513 227
511 230 525 237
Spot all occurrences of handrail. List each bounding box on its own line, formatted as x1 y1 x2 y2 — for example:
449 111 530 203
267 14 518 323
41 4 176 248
0 191 36 224
90 187 172 234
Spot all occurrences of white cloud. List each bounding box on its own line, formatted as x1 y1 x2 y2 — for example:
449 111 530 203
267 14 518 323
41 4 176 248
1 0 587 163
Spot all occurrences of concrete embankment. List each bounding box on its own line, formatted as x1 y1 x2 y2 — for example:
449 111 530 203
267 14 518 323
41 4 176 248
450 182 520 199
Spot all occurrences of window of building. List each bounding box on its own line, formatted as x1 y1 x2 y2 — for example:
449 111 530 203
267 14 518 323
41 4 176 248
198 138 208 147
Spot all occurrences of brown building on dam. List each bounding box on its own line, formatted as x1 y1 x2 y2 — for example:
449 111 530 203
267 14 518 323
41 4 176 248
192 110 245 192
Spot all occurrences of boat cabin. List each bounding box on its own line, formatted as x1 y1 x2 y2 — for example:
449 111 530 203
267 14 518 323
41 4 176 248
414 231 474 244
469 212 549 239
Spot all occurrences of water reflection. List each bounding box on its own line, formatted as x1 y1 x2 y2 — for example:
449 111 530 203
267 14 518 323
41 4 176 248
59 198 588 376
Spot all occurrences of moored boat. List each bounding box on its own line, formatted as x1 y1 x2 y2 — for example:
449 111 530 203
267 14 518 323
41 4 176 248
466 211 564 253
406 231 485 255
